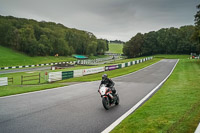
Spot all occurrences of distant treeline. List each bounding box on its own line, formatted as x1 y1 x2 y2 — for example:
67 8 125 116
109 40 125 44
0 15 108 56
124 4 200 58
123 25 199 57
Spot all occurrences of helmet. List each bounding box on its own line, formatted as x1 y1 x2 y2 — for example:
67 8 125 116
102 74 108 81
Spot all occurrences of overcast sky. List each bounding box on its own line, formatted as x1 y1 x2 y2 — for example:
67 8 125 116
0 0 199 41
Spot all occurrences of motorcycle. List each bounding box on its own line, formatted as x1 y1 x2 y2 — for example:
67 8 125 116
98 84 119 110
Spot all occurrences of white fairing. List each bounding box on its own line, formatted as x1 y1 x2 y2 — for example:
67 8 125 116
99 85 107 95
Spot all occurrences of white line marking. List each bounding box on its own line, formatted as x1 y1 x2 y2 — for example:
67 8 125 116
195 123 200 133
101 59 179 133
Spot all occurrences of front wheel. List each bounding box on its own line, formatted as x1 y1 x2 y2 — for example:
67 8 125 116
115 95 120 105
102 97 109 110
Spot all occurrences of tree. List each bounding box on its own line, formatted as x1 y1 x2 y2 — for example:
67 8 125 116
97 39 107 54
195 4 200 27
86 41 97 56
38 35 52 55
193 4 200 53
18 25 37 55
142 31 158 55
124 33 144 58
177 26 195 54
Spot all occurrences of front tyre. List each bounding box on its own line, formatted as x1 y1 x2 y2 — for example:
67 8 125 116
115 95 120 105
102 97 109 110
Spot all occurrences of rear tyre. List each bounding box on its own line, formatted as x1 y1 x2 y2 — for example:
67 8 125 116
102 97 109 110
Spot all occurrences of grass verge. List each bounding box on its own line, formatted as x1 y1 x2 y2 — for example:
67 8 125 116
111 59 200 133
154 54 190 59
0 58 160 97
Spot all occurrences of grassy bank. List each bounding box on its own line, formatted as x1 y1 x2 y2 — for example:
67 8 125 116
0 45 109 68
0 58 160 97
111 59 200 133
107 43 123 54
0 46 76 67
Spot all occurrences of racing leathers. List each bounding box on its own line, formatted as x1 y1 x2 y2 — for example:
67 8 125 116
99 78 116 94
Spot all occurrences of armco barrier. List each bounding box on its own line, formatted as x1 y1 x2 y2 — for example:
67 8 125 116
130 61 133 65
0 77 8 86
105 57 153 72
118 64 122 69
122 63 125 68
48 57 153 82
0 56 115 70
62 71 74 80
0 61 75 70
83 67 105 75
105 65 119 71
125 63 128 67
128 62 131 66
74 69 83 77
48 72 62 82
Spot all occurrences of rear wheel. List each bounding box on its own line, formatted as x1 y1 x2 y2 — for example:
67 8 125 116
102 97 109 110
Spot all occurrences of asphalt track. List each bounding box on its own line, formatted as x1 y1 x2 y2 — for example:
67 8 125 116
0 59 178 133
0 66 51 74
0 58 121 74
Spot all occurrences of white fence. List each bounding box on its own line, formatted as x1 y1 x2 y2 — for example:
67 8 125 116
74 69 83 77
122 63 125 68
0 77 8 86
48 72 62 82
83 67 105 75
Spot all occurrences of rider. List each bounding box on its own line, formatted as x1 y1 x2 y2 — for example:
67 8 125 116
99 74 116 94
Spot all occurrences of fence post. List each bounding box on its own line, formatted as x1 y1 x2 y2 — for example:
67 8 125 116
39 73 40 84
8 77 13 84
21 75 23 85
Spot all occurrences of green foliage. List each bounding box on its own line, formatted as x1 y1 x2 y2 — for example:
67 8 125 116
0 15 107 56
124 26 197 57
194 4 200 27
192 4 200 54
97 39 107 54
124 33 144 57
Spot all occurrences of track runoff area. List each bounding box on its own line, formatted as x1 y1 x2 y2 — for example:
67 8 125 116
0 59 178 133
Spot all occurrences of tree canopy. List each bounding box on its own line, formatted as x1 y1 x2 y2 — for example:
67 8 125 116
124 4 200 58
192 4 200 53
0 15 107 56
123 25 197 58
